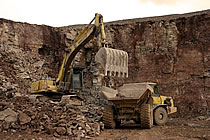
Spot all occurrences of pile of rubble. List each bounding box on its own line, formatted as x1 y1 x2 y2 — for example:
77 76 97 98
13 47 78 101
0 95 104 139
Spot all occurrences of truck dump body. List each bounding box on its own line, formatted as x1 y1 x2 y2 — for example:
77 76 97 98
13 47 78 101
101 83 153 105
102 83 153 100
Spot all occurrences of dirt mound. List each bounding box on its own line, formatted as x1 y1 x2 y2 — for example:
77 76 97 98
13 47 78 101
0 95 104 139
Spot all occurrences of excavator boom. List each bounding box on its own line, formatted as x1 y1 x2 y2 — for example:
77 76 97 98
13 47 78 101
31 13 128 94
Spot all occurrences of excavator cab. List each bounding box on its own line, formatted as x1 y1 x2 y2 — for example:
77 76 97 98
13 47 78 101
70 67 84 90
59 66 84 92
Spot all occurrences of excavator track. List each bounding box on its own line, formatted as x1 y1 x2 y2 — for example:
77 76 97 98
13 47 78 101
103 105 116 129
140 104 153 129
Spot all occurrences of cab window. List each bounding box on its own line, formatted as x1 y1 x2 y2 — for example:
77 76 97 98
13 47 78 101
149 84 159 96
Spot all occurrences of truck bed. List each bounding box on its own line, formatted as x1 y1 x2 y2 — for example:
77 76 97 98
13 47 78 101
101 83 153 102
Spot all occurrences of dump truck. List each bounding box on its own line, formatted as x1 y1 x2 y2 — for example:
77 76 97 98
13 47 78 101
102 82 177 129
30 13 128 102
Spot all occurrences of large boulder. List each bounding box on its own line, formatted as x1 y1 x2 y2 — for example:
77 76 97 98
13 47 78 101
0 108 18 123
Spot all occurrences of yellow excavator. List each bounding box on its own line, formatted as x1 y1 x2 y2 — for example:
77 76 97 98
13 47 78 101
30 13 128 102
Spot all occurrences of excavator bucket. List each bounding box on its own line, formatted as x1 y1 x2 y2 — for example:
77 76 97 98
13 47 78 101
95 47 128 78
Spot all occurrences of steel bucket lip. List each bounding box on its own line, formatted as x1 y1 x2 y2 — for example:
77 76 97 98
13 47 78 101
95 47 128 78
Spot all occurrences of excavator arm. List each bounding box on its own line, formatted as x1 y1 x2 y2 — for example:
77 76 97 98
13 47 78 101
56 13 108 91
31 13 128 94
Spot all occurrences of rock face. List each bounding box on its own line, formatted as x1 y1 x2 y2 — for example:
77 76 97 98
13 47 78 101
105 11 210 116
0 19 65 94
0 10 210 116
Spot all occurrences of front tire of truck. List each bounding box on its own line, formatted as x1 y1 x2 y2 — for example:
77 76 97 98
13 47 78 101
140 104 153 129
154 107 168 125
103 105 116 129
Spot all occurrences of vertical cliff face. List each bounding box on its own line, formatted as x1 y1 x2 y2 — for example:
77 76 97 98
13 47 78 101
0 10 210 116
104 11 210 116
0 19 66 93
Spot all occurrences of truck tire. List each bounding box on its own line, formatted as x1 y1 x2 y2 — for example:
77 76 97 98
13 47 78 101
103 105 116 129
154 107 168 125
140 104 153 129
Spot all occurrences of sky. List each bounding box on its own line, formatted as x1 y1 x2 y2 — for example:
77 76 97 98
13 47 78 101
0 0 209 27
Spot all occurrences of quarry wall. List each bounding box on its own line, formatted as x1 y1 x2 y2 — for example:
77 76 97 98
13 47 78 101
0 10 210 116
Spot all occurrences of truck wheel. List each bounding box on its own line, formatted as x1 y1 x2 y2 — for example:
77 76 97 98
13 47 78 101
140 104 153 129
103 105 116 129
154 107 168 125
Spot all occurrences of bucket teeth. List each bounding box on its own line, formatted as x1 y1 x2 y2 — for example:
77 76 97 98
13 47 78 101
95 47 128 78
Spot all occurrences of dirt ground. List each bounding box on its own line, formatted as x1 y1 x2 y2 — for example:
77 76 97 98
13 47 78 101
95 118 210 140
0 118 209 140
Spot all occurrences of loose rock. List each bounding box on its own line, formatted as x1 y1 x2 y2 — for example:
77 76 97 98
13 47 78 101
18 112 31 124
0 108 17 123
56 127 66 135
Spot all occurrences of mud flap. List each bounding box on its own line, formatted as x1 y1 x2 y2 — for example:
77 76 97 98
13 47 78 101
95 47 128 78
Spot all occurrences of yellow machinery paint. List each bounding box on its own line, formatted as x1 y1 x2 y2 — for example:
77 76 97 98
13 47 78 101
148 83 177 114
31 13 128 97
